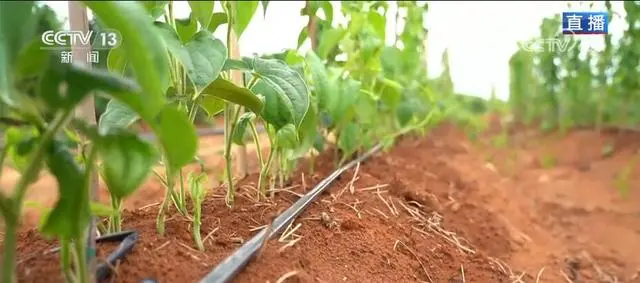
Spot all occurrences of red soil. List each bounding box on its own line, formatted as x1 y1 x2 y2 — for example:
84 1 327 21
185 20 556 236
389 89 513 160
5 123 640 282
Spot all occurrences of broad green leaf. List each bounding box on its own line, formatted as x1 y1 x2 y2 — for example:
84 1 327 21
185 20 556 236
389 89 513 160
248 57 309 129
297 27 308 49
188 1 214 28
201 77 263 114
207 13 228 33
319 1 333 23
86 1 170 117
261 1 269 17
317 27 346 59
149 106 198 173
222 58 251 72
305 51 332 111
107 47 127 75
0 1 36 69
90 202 117 217
276 124 298 149
289 97 317 159
232 112 256 145
140 1 168 19
185 30 227 93
4 127 38 173
375 78 403 110
39 59 140 111
41 142 90 240
329 78 360 125
14 38 49 78
175 14 198 43
199 96 224 117
99 99 139 134
231 1 258 38
155 23 227 95
98 129 158 199
0 1 37 105
338 122 359 157
367 11 385 41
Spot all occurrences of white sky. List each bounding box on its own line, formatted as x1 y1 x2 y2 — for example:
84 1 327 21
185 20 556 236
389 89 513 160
45 1 627 100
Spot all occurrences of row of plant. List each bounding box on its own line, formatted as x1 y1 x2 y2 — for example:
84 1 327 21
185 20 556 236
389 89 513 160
508 1 640 131
0 1 473 282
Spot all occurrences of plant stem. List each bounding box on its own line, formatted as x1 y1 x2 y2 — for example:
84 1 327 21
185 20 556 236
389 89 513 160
193 200 204 251
1 222 17 283
249 121 264 166
178 170 187 213
156 160 178 235
60 239 74 283
223 103 236 206
1 111 72 283
74 229 89 283
258 146 277 198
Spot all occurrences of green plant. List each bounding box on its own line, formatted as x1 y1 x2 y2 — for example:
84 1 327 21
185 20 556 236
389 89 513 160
188 170 208 251
0 1 198 281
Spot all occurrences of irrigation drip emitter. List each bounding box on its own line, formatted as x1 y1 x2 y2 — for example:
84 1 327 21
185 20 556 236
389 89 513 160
199 144 383 283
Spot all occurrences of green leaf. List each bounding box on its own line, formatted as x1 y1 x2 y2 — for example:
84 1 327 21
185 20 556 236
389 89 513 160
0 1 37 105
319 1 333 23
184 31 227 93
14 38 49 78
140 1 168 19
155 23 227 95
98 130 158 199
0 1 37 69
175 14 198 43
107 47 128 75
297 27 308 49
232 112 256 145
305 51 332 111
338 123 359 157
375 78 403 110
39 59 140 111
4 127 38 173
261 1 269 17
231 1 258 38
201 77 263 114
276 124 298 149
199 96 225 117
41 142 90 240
188 1 214 28
368 11 385 41
248 57 309 129
289 96 317 159
86 1 170 117
149 106 198 173
222 58 251 72
99 99 139 134
317 27 346 59
329 78 360 125
207 12 228 33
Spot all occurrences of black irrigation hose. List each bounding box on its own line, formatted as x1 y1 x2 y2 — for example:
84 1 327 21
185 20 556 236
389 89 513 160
199 144 384 283
45 230 139 282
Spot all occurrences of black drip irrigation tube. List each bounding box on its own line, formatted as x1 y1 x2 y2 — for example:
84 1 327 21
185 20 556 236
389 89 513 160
45 230 138 282
199 144 383 283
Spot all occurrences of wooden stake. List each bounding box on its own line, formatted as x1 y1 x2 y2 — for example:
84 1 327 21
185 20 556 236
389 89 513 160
68 2 98 282
228 30 248 178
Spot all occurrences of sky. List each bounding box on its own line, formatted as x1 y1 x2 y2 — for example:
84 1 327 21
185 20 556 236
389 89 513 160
45 1 627 100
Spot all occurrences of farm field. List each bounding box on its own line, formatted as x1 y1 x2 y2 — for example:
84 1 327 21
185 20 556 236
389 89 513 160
10 121 640 282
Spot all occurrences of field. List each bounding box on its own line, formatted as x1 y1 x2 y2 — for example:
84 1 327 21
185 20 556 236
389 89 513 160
8 120 640 282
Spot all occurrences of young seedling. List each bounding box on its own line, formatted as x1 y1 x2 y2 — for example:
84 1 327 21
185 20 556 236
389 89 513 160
188 171 208 251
